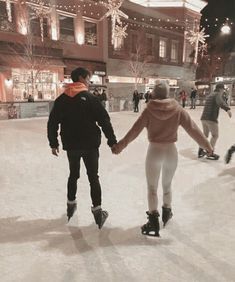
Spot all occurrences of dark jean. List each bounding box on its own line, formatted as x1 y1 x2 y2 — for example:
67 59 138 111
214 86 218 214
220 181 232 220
67 148 101 207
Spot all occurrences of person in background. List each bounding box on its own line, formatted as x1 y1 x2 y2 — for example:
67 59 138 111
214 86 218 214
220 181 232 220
144 90 151 103
198 83 232 160
100 89 107 108
190 88 197 109
112 81 212 237
28 95 34 102
225 144 235 164
179 90 187 108
47 67 117 228
133 90 140 112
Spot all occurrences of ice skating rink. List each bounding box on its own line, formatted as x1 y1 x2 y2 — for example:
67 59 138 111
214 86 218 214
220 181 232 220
1 106 235 282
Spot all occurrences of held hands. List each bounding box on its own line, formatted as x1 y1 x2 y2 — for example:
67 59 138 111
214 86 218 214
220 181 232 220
51 147 59 156
111 143 123 154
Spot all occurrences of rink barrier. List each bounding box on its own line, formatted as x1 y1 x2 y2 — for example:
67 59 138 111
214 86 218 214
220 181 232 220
1 98 235 120
0 101 53 120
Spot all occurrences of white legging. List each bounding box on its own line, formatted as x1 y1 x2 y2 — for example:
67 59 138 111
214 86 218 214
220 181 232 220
145 142 178 212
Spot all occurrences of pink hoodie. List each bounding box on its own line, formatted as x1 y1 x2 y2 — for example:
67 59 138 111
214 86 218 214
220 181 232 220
117 98 212 152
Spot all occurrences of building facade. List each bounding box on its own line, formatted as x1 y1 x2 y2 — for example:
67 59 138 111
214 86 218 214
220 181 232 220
0 0 107 102
0 0 206 103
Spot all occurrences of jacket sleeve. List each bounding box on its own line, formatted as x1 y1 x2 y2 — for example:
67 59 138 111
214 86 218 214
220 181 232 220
179 109 212 152
117 109 148 151
47 100 60 148
215 91 230 111
92 97 117 147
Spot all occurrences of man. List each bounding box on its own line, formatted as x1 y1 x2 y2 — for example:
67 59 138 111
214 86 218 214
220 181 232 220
47 67 117 228
198 83 232 160
100 89 107 108
190 88 197 109
132 90 140 112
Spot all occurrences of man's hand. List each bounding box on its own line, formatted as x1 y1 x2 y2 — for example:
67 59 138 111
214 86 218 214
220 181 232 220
111 144 122 154
51 147 59 156
227 110 232 118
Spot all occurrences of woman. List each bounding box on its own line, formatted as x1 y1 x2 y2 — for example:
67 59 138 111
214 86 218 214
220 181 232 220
179 90 187 108
113 81 213 237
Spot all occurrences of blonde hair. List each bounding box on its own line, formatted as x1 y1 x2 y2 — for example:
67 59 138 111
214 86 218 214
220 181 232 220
151 81 169 100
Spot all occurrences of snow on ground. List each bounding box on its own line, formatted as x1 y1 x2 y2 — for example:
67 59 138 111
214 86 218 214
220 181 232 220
0 105 235 282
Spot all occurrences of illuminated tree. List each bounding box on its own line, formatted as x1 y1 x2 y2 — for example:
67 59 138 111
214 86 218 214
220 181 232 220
128 31 150 90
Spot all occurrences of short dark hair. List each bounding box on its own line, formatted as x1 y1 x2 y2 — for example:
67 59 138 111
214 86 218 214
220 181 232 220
215 83 225 90
71 67 91 82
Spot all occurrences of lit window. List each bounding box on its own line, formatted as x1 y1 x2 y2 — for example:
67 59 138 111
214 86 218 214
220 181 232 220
12 69 58 101
146 36 153 56
85 21 97 46
171 40 179 62
159 38 167 58
30 17 48 38
0 2 16 32
59 15 75 42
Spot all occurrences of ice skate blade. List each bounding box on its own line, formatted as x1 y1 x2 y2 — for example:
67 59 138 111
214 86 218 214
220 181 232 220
67 206 77 222
141 227 160 237
206 156 219 160
98 212 109 229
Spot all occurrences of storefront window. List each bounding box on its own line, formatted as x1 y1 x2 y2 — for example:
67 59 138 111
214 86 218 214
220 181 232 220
0 2 16 32
12 69 58 101
85 21 97 46
59 15 75 42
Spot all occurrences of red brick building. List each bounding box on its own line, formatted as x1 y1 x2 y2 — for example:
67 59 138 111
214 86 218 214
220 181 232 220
0 0 206 102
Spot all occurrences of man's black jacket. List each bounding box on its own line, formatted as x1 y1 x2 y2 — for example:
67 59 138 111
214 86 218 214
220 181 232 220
47 91 117 150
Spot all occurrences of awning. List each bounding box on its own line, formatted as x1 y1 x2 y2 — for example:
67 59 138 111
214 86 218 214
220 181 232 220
63 58 106 76
0 54 65 69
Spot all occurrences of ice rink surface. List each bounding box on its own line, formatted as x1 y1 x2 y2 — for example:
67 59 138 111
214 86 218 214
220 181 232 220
1 105 235 282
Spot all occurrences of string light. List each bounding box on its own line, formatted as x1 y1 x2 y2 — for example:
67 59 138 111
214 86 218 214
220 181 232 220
3 0 12 22
1 0 233 36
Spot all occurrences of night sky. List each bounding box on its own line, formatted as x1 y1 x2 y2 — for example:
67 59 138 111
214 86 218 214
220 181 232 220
201 0 235 51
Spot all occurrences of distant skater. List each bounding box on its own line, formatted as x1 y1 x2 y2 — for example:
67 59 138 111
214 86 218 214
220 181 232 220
198 83 232 160
179 90 187 108
190 88 197 109
133 90 140 112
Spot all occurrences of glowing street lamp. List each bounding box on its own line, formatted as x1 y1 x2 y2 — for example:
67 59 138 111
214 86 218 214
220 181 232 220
221 24 231 35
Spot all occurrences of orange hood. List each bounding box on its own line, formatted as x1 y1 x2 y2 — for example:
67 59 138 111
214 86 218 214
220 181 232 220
64 82 88 97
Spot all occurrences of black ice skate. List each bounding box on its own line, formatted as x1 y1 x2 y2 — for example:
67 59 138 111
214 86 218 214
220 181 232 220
225 145 235 164
162 207 173 227
67 201 77 221
141 211 160 237
198 147 206 158
91 206 109 229
206 153 220 160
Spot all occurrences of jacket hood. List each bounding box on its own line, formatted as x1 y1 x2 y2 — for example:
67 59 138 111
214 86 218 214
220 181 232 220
146 98 181 120
64 82 88 97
